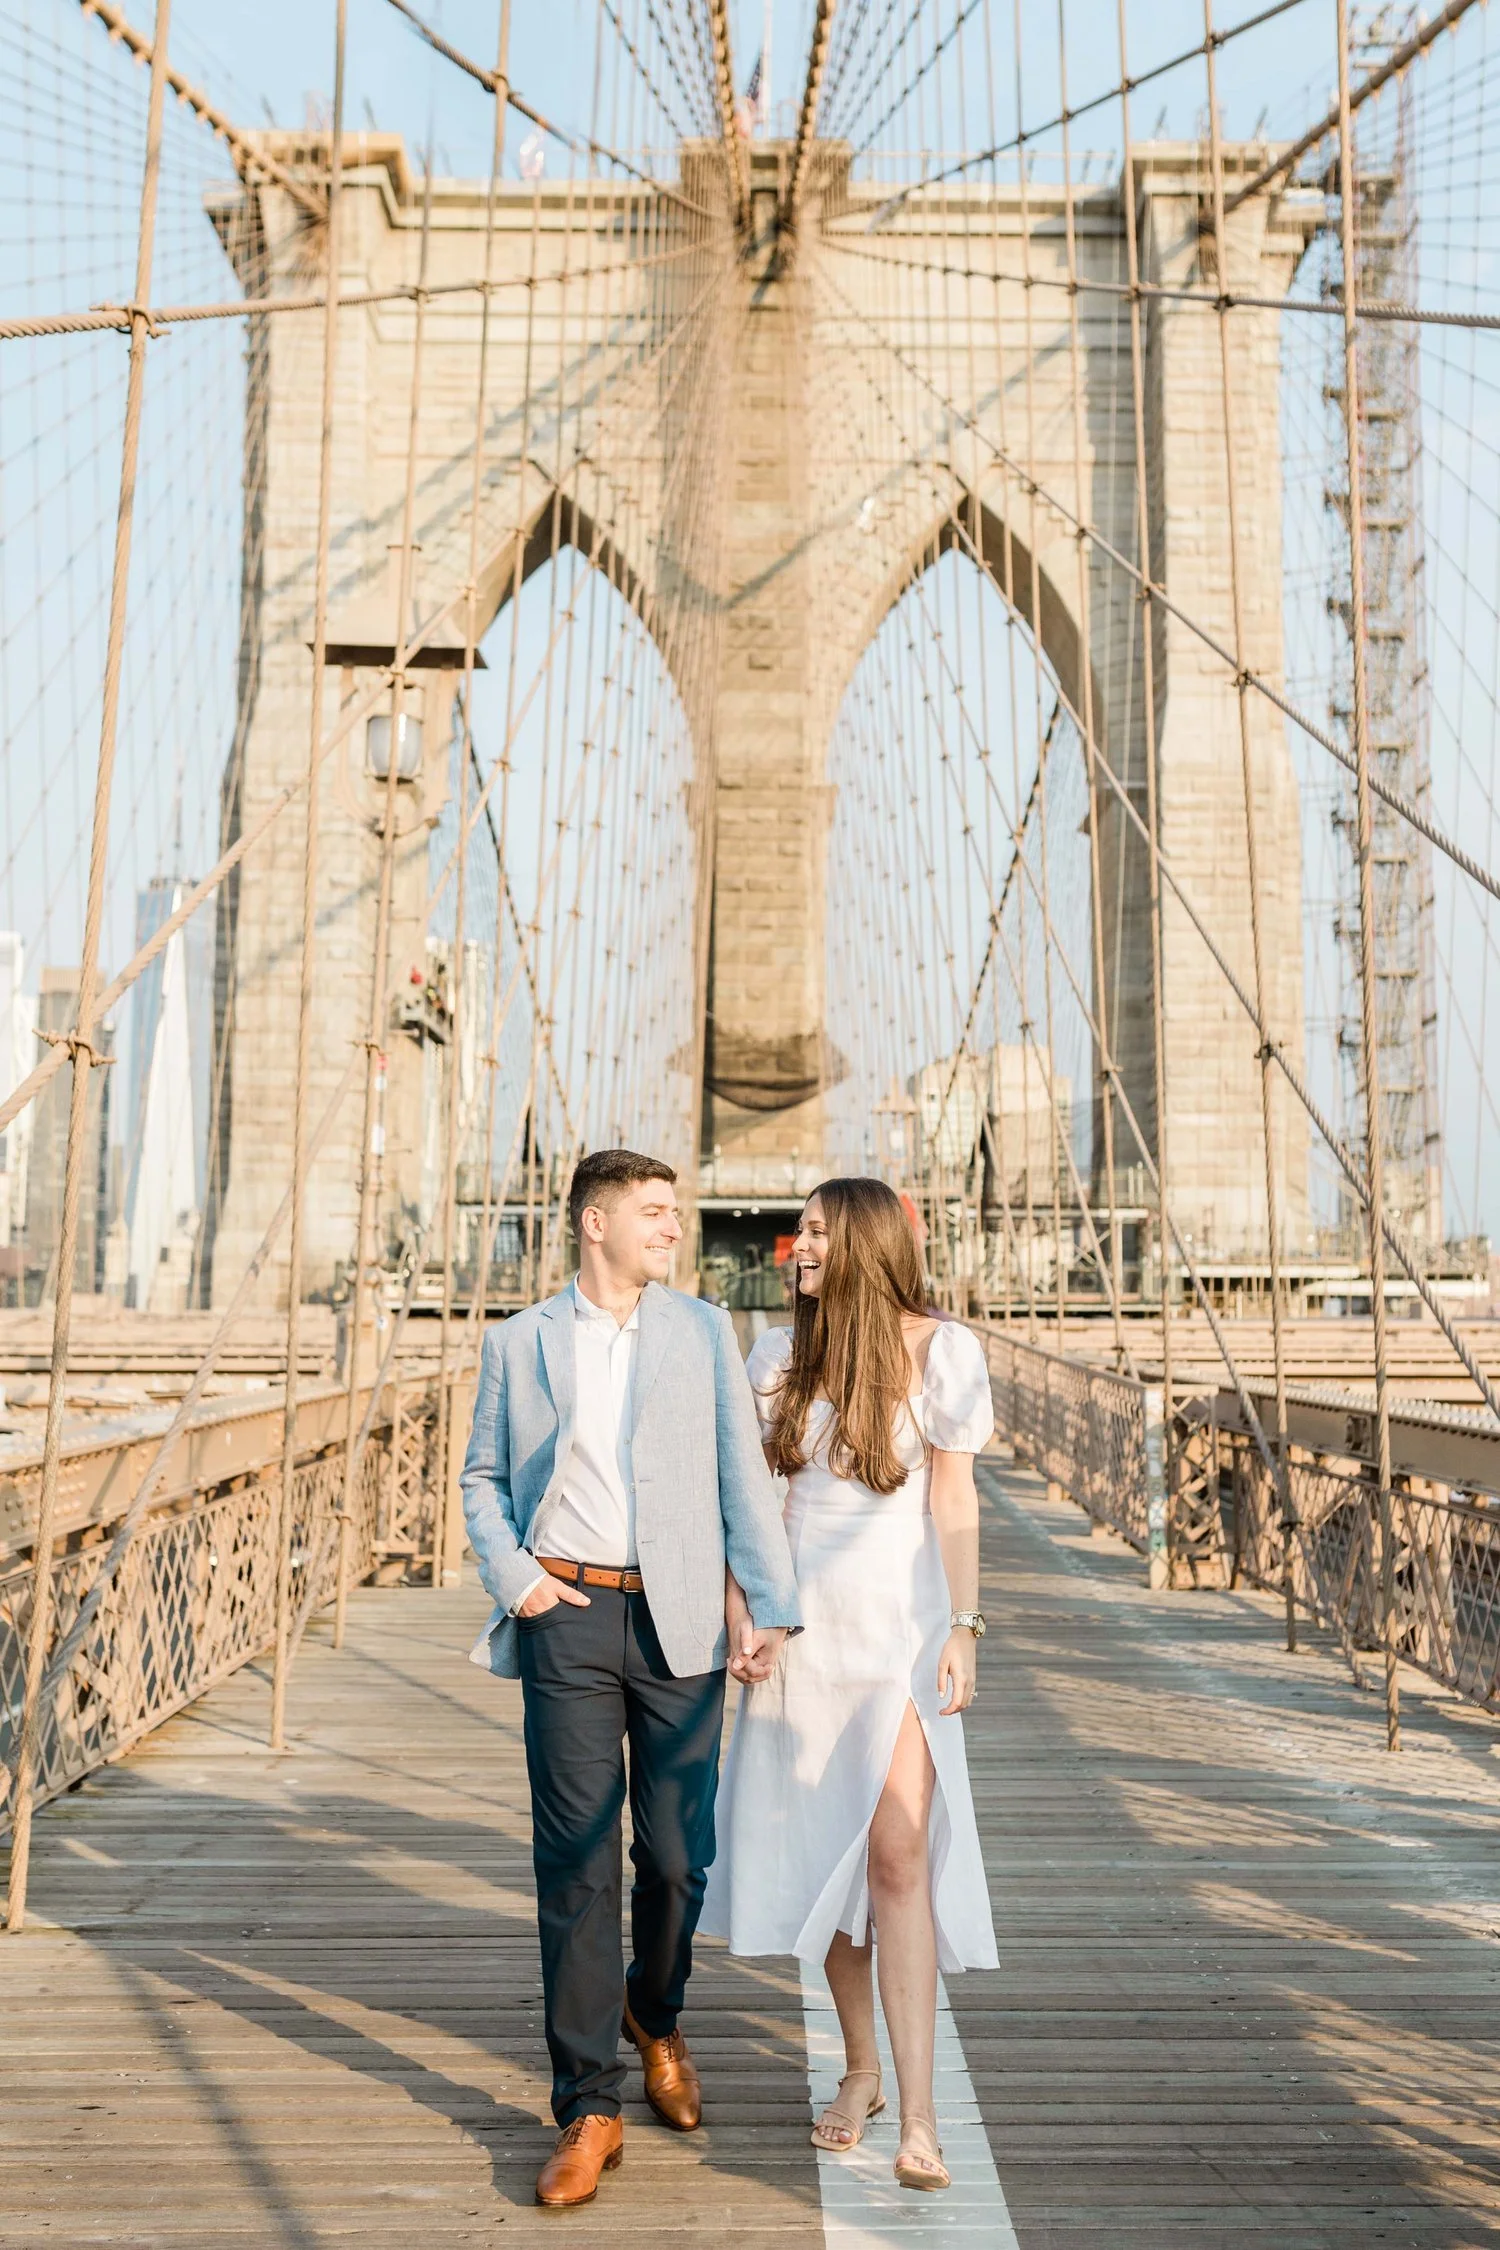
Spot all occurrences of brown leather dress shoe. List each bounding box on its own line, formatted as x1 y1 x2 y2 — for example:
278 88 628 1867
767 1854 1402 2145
622 1992 702 2131
535 2114 624 2207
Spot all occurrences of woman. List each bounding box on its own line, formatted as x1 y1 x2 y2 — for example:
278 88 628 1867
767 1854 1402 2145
701 1177 997 2192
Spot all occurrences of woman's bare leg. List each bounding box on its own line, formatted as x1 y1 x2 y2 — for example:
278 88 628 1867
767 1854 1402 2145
813 1932 882 2145
823 1930 880 2072
866 1702 942 2166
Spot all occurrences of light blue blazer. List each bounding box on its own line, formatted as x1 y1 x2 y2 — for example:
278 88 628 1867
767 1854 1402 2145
460 1282 801 1680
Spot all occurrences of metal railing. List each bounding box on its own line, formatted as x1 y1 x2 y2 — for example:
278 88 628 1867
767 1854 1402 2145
972 1320 1500 1716
971 1323 1157 1552
0 1377 441 1827
1220 1428 1500 1712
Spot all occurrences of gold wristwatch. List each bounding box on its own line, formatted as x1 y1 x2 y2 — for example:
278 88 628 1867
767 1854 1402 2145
951 1610 986 1639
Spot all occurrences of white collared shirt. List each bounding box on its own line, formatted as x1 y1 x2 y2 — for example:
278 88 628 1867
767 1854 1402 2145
535 1278 641 1570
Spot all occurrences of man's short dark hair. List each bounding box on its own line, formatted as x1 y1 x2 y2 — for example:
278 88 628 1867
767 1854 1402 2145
568 1147 677 1241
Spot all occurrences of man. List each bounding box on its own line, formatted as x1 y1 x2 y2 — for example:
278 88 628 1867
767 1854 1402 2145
461 1148 801 2209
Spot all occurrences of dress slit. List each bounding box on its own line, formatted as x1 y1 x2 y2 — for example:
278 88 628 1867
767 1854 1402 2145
798 1683 950 1961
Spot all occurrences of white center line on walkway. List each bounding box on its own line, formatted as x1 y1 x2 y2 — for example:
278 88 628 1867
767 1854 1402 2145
800 1962 1021 2245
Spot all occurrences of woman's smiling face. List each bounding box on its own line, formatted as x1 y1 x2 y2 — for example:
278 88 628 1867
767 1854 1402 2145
792 1193 828 1298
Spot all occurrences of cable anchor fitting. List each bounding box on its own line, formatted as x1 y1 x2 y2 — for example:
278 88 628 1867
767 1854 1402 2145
35 1028 115 1067
92 299 165 339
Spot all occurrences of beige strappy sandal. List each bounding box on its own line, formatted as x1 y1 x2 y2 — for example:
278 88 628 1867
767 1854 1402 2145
810 2067 886 2150
893 2112 950 2192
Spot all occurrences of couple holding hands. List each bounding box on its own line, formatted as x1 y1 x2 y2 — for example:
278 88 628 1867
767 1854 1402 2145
461 1147 997 2208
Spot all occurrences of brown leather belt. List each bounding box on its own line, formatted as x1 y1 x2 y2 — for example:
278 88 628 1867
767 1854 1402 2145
538 1555 645 1595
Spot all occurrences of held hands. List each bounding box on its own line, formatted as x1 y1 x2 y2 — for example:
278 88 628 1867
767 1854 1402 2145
937 1627 978 1716
725 1570 786 1685
516 1574 591 1620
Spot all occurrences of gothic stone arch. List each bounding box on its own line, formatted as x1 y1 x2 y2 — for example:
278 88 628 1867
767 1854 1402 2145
206 131 1317 1299
203 141 713 1302
708 139 1315 1255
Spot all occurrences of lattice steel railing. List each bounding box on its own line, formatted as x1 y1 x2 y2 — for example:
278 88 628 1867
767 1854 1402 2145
0 1383 436 1824
1220 1429 1500 1713
975 1325 1499 1713
972 1323 1153 1551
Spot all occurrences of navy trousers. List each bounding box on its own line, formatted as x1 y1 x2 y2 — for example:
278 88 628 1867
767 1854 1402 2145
517 1585 726 2125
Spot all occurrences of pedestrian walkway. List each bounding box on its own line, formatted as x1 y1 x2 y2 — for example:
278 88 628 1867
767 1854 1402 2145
3 1462 1497 2246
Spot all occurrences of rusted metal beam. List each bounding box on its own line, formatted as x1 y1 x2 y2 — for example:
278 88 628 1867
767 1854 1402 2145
77 0 326 216
782 0 837 232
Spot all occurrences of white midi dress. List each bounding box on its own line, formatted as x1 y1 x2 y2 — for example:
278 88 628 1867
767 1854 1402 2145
701 1320 999 1974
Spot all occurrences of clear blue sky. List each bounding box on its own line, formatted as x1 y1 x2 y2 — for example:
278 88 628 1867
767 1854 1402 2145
179 0 1327 175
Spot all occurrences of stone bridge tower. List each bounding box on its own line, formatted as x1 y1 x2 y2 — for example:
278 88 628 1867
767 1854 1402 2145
205 130 1317 1301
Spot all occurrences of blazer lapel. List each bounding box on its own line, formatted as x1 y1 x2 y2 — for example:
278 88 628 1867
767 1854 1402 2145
629 1282 674 1437
537 1290 576 1490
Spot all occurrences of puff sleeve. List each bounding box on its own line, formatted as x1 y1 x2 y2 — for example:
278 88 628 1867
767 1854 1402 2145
921 1321 995 1454
744 1324 794 1440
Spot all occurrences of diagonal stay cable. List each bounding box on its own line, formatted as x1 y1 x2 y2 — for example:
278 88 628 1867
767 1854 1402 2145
76 0 325 214
852 0 990 157
861 0 1310 227
0 571 479 1142
591 0 705 142
285 1212 435 1668
822 233 1500 340
824 0 919 138
0 239 704 345
1224 0 1484 210
901 467 1491 1558
1077 701 1500 1429
380 0 714 217
38 1046 363 1702
912 474 1498 1417
922 425 1500 1430
811 253 1500 912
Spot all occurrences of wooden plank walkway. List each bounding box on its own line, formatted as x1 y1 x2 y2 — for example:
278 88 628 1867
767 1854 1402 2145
3 1459 1498 2247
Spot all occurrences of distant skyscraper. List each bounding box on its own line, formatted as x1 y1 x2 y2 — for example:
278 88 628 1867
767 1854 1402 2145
0 933 37 1302
24 966 112 1301
123 880 212 1312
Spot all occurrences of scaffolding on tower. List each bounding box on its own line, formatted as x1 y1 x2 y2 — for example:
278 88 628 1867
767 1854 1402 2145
1325 7 1444 1263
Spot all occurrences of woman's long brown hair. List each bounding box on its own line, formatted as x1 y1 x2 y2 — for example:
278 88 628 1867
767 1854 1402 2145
766 1176 929 1494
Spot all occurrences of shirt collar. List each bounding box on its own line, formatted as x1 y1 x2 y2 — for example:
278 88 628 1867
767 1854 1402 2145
572 1276 642 1334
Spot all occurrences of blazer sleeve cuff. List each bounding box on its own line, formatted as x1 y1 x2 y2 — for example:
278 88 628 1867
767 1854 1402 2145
507 1566 546 1617
474 1532 544 1617
753 1600 804 1632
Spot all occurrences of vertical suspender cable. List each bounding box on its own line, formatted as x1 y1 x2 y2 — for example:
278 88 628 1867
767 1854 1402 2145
1201 0 1296 1631
1334 0 1401 1751
432 0 512 1593
336 156 439 1622
1115 0 1177 1572
275 0 348 1724
1012 2 1069 1332
1057 0 1127 1367
6 0 174 1934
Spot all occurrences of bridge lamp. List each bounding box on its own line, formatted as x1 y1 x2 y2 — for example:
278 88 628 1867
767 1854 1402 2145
365 708 423 782
320 542 484 794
